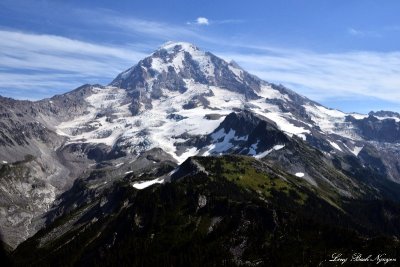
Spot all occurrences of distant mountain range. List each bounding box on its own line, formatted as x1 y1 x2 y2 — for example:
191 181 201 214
2 42 400 266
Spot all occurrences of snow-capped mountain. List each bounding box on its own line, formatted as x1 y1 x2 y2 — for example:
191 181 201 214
1 41 400 248
53 42 400 177
53 42 359 159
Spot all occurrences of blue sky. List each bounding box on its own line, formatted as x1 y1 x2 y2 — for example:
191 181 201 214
1 0 400 113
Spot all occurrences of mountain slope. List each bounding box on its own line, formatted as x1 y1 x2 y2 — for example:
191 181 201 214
11 155 400 266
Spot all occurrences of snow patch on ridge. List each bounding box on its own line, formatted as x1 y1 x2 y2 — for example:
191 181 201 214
328 141 343 152
174 147 198 163
295 172 318 187
254 144 285 159
374 116 400 122
132 177 165 190
248 141 259 156
206 129 237 154
351 146 363 156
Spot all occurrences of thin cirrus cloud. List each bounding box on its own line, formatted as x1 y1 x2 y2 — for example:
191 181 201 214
77 9 209 41
0 29 147 99
186 17 242 26
348 27 381 38
218 47 400 105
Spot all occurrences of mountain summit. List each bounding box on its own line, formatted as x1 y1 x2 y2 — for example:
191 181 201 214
110 41 261 102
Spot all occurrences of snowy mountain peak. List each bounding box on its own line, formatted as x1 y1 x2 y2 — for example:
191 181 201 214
102 42 383 165
158 41 200 54
149 41 212 77
110 41 264 101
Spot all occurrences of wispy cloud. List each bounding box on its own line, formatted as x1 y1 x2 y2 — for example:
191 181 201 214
213 19 244 25
218 48 400 104
0 29 147 99
78 9 208 42
348 27 381 38
186 17 243 26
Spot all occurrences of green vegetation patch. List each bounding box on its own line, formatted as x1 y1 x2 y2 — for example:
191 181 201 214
195 155 308 204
